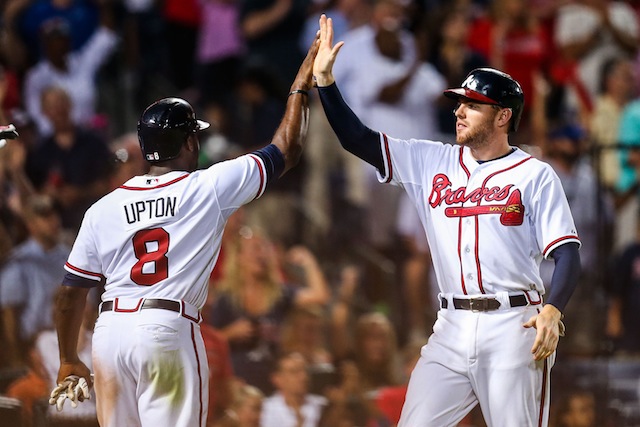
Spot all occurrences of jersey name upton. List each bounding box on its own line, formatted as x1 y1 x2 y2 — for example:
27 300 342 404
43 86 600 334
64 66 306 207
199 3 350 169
123 196 178 225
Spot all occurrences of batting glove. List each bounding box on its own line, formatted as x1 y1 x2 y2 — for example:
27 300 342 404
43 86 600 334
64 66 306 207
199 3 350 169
49 375 91 411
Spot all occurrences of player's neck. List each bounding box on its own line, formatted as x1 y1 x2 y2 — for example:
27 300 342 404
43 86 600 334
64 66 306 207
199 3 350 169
469 140 512 162
147 165 174 176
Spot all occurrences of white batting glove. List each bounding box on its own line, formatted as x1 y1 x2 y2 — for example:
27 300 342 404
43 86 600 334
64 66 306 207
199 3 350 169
49 375 91 411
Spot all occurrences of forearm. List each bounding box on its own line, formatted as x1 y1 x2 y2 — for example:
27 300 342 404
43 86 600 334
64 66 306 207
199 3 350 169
271 91 309 174
54 285 89 363
242 5 289 39
545 242 581 312
298 262 330 306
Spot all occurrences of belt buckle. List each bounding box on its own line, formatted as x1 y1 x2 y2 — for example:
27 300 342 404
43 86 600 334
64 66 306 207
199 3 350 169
469 298 500 312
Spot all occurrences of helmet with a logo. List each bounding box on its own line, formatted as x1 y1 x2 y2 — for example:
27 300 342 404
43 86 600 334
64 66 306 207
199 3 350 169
137 97 210 162
444 68 524 132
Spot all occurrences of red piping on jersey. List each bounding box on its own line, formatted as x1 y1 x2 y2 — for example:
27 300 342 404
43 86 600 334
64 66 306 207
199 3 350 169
249 155 265 200
65 262 104 280
382 134 393 183
119 173 190 190
191 323 204 427
457 218 467 294
543 235 580 257
475 215 484 293
458 147 471 178
480 156 533 188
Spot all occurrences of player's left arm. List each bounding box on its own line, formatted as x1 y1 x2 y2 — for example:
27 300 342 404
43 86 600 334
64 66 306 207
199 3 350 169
270 31 319 175
524 242 581 361
524 167 582 360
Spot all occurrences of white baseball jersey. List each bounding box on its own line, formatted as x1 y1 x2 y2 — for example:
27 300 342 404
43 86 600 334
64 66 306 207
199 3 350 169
64 153 268 308
376 134 580 297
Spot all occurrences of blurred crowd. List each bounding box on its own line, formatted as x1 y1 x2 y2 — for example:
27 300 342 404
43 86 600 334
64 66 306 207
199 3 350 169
1 0 640 426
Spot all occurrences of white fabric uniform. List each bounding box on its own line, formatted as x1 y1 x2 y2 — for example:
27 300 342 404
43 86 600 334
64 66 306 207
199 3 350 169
64 154 268 427
375 135 580 427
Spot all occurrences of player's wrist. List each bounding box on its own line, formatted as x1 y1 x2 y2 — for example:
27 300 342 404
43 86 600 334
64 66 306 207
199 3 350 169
314 73 335 87
542 303 563 321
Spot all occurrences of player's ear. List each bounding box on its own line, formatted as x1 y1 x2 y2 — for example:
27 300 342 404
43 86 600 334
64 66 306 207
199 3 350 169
496 108 512 130
185 134 198 153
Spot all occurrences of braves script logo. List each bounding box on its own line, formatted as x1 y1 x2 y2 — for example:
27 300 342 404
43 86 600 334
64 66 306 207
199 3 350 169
429 174 524 226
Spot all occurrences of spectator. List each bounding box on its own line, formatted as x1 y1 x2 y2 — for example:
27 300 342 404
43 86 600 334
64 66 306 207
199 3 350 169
23 11 118 137
280 305 332 367
240 0 309 91
606 211 640 355
552 389 596 427
372 340 422 426
352 312 400 393
467 0 551 145
428 4 488 138
554 0 639 116
0 127 34 264
209 229 330 393
25 86 113 230
260 352 327 427
212 384 264 427
17 0 100 62
590 56 636 192
5 338 49 427
330 310 402 394
317 358 373 427
0 194 69 368
162 0 201 93
613 94 640 250
201 323 235 424
196 0 245 110
395 194 436 343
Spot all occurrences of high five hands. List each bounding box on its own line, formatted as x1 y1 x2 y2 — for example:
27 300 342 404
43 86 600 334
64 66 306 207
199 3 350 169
313 14 344 87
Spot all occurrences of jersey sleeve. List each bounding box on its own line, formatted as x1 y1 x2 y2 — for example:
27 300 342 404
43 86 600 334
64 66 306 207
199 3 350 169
531 166 581 259
204 153 269 211
376 134 446 190
63 211 105 286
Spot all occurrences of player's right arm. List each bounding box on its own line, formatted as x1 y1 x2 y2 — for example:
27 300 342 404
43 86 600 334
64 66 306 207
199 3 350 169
313 14 385 172
54 285 92 385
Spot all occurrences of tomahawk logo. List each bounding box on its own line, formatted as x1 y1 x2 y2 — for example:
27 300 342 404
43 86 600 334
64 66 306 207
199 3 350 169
429 174 525 226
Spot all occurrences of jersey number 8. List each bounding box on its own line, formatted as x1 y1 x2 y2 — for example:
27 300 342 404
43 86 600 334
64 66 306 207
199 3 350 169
130 228 169 286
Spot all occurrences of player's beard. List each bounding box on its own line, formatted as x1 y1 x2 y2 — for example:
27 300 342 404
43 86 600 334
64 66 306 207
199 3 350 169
456 111 498 150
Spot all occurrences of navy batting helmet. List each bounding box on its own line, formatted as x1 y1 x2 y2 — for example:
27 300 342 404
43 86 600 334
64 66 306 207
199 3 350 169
137 97 210 162
444 68 524 132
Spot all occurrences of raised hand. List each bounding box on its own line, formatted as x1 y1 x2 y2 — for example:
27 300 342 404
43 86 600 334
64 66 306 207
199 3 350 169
313 14 344 87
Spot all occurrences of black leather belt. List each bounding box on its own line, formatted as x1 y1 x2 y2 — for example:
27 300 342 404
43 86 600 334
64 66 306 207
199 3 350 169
440 294 528 312
100 298 181 314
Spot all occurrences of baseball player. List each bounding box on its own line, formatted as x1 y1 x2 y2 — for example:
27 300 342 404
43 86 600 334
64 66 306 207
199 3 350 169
313 15 581 426
49 37 319 426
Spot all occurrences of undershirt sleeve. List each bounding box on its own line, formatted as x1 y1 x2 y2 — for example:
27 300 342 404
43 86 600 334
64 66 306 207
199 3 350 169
317 83 384 171
251 144 285 184
545 242 581 312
